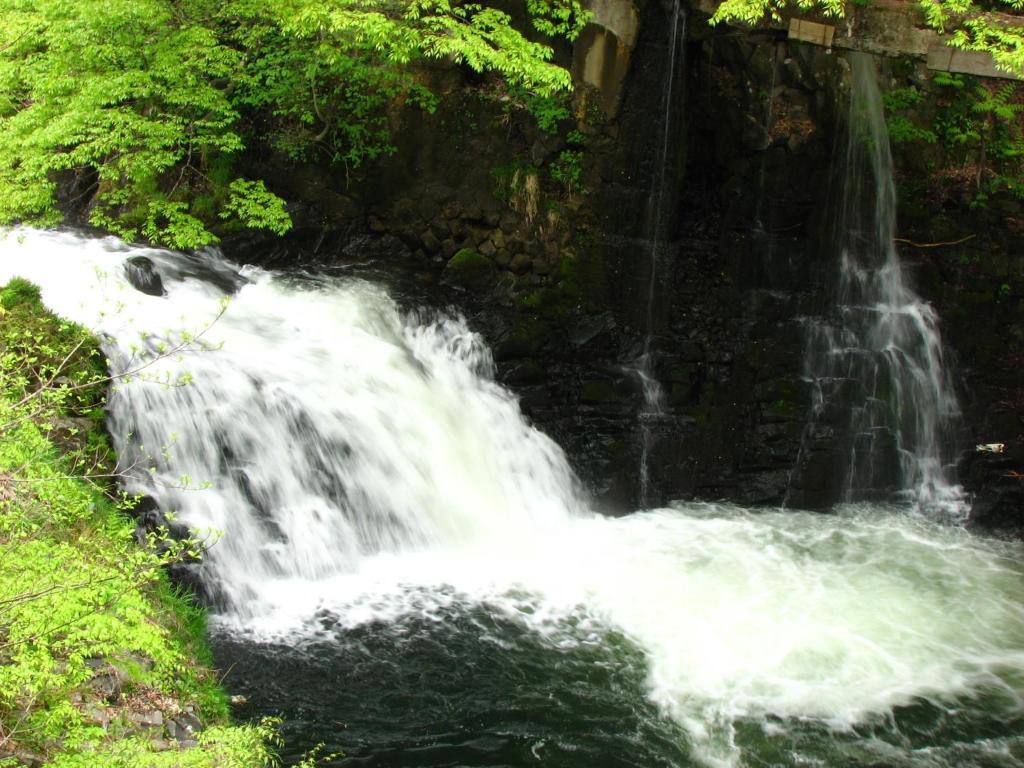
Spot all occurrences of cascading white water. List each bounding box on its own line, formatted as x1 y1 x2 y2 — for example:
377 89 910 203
0 229 585 612
801 53 964 514
3 228 1023 767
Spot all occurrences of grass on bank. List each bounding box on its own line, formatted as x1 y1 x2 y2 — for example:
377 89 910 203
0 277 278 767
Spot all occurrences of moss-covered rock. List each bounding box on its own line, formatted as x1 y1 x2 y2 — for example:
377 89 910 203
442 248 495 289
495 317 551 360
580 379 620 404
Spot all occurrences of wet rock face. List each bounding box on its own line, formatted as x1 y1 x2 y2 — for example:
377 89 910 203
415 20 837 510
962 442 1024 535
130 496 207 596
233 15 1020 524
232 23 845 511
124 256 165 297
898 197 1024 530
593 24 841 508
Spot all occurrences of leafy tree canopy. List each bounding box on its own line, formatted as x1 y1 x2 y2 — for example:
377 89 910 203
0 0 585 249
710 0 1024 79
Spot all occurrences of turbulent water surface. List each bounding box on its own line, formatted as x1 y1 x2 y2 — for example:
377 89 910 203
2 229 1024 767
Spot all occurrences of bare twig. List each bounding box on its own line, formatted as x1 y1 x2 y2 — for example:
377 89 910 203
893 234 977 249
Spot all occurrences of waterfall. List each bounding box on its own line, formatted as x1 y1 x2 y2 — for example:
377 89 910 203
634 0 687 507
794 53 965 515
0 230 584 615
3 228 1023 768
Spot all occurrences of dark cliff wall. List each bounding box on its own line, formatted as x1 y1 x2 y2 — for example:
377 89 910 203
231 4 1024 527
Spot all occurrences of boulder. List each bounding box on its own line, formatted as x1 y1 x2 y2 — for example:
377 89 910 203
124 256 165 297
442 248 495 290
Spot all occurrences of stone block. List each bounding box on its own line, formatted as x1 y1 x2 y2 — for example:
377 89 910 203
927 44 1023 81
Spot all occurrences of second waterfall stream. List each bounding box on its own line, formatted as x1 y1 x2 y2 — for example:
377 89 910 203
798 53 964 513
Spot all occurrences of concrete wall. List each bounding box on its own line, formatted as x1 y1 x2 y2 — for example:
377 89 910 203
571 0 641 117
696 0 1022 80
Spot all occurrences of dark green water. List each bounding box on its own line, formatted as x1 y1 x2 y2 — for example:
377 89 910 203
211 516 1024 768
215 604 692 767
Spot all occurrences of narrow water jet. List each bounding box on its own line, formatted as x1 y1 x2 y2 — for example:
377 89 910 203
632 0 687 507
752 43 780 237
791 52 965 515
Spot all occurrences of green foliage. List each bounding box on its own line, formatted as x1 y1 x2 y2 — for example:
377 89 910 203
221 181 292 237
0 276 109 439
530 94 572 134
934 76 1024 198
933 71 967 89
503 86 572 135
948 15 1024 77
887 116 939 144
710 0 843 26
150 581 229 721
0 0 247 249
228 10 440 171
884 73 1024 203
971 80 1024 126
885 90 938 144
0 278 42 311
550 149 585 194
525 0 591 40
548 129 587 196
883 86 927 112
0 0 575 248
917 0 974 32
0 280 273 766
45 718 281 767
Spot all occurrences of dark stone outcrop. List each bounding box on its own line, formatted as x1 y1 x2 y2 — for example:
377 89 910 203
74 655 207 754
131 496 205 594
124 256 165 297
961 442 1024 535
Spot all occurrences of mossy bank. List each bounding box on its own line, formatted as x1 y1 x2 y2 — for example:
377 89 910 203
0 278 277 767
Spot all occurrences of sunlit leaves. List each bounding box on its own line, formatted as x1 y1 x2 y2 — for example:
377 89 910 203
221 179 292 236
0 0 244 246
949 16 1024 76
0 0 575 248
710 0 843 26
526 0 591 41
